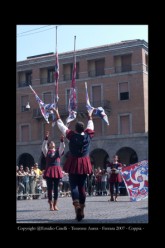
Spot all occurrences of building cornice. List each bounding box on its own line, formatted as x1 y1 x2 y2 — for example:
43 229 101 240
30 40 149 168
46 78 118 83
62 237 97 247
17 39 148 70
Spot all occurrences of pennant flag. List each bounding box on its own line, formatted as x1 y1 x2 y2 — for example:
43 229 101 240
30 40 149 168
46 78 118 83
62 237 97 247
121 160 148 201
29 85 55 124
66 37 77 124
85 82 109 125
93 107 109 125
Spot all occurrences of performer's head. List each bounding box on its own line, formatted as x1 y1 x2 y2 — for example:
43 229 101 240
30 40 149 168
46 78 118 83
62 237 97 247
75 121 85 133
48 141 55 149
113 155 119 162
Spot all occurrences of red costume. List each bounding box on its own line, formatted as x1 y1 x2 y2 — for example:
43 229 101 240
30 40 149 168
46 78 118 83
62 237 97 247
63 128 94 174
108 162 123 183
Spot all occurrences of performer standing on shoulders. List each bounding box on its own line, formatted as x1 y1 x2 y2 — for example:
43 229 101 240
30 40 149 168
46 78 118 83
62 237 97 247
52 108 94 221
42 131 65 211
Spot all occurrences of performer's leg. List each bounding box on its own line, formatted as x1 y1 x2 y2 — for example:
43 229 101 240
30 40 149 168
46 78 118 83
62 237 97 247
53 178 60 210
78 174 87 220
109 182 114 201
69 174 79 201
46 178 54 210
69 174 82 221
115 182 119 201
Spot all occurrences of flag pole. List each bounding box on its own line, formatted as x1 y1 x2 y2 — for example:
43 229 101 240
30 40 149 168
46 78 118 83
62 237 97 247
66 36 77 125
56 26 57 53
74 35 76 61
54 25 59 108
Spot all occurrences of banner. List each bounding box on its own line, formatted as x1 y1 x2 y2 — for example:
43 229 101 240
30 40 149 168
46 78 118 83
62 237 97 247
121 160 148 201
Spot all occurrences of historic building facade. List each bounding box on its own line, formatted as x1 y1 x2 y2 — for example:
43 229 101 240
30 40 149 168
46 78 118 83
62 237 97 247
16 39 148 170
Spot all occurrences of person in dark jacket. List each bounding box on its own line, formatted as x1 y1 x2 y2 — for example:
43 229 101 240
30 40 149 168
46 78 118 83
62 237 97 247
52 108 94 221
107 155 123 201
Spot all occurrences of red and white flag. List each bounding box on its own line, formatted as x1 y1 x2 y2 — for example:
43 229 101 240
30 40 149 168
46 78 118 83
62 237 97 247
85 82 109 125
29 85 55 124
121 160 148 201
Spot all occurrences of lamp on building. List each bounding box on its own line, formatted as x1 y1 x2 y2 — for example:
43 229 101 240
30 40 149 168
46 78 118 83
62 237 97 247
26 102 30 109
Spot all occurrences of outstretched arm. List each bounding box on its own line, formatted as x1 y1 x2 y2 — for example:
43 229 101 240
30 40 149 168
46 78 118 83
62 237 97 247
86 109 94 130
59 135 65 156
42 131 49 157
52 108 68 137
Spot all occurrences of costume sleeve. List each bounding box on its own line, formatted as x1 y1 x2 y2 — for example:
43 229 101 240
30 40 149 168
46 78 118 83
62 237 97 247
59 140 65 156
66 130 74 140
57 119 68 137
41 140 48 157
85 120 95 138
86 119 94 130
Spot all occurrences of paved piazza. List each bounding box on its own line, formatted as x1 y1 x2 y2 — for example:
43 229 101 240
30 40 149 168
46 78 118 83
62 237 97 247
16 195 148 224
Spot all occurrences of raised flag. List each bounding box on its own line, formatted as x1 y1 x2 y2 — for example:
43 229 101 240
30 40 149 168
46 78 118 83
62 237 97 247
29 85 55 124
93 107 109 126
85 82 109 125
121 160 148 201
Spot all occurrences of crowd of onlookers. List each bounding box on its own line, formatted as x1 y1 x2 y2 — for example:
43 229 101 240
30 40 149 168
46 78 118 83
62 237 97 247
16 164 127 200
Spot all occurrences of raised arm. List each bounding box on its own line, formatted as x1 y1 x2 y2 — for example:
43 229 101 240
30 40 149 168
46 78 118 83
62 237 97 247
52 108 68 137
86 109 94 130
59 135 65 156
42 131 49 157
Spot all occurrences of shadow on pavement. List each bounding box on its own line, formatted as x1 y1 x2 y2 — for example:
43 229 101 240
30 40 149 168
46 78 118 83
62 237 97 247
17 213 148 224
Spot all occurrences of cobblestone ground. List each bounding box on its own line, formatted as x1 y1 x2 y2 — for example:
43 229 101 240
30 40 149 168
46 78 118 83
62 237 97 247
16 195 148 224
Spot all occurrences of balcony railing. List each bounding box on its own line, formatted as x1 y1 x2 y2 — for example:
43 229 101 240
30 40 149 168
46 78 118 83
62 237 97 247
63 73 79 81
18 81 31 88
88 69 105 77
33 100 111 119
114 65 132 73
40 77 54 84
21 106 30 112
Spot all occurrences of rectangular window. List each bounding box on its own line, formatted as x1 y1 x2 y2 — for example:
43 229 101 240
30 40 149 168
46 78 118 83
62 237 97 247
63 64 72 81
121 55 132 72
18 71 32 87
119 82 129 100
21 95 29 112
63 63 79 81
21 125 29 142
48 68 55 83
71 62 79 79
120 115 130 134
93 118 102 136
88 60 95 77
95 59 104 76
88 59 105 77
43 92 52 103
92 85 101 106
114 54 132 73
26 72 32 85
